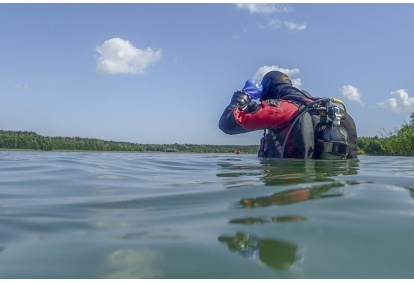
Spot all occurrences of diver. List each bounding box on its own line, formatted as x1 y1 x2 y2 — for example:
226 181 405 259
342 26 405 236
218 71 358 159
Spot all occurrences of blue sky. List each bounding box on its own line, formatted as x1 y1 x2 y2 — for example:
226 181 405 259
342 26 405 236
1 3 414 145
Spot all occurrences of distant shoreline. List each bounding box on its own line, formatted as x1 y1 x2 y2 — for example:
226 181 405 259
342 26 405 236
2 128 413 156
0 130 259 154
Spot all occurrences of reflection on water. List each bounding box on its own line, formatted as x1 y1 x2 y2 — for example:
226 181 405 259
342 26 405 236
217 158 361 272
218 233 298 270
3 153 414 278
102 249 163 279
240 181 354 208
229 215 306 225
217 158 360 188
220 181 354 272
260 158 359 186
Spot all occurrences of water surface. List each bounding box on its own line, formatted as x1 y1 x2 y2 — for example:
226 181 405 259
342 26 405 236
0 151 413 278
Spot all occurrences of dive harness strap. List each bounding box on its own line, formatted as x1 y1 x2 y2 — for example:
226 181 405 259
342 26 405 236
318 140 350 157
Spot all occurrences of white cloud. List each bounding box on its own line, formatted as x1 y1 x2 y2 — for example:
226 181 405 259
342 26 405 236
377 89 414 113
253 65 302 88
268 19 282 29
284 21 307 31
236 4 304 32
269 20 307 31
340 85 363 105
95 38 161 75
236 3 292 14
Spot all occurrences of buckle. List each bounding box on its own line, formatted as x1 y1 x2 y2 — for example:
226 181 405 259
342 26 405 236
320 141 349 156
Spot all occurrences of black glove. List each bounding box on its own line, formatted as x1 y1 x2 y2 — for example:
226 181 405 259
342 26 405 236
231 91 251 111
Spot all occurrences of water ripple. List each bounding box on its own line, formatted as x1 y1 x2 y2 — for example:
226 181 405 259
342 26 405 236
1 152 414 278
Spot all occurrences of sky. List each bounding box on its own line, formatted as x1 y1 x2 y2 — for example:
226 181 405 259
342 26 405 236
1 3 414 145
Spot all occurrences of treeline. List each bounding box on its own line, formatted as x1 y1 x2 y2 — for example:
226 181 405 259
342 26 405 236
1 122 414 156
0 130 259 154
358 110 414 156
357 122 414 156
357 112 414 156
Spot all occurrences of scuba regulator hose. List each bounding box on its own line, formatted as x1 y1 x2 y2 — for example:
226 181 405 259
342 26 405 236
331 98 347 112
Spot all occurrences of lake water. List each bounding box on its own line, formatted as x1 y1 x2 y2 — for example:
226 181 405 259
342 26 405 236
0 151 413 279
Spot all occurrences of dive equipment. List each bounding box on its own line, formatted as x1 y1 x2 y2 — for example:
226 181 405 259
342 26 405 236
270 97 351 159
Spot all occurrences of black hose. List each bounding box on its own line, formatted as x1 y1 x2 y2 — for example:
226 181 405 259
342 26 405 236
279 98 330 158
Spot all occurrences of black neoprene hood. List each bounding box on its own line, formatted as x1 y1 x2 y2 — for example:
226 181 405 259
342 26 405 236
261 71 292 87
261 71 293 99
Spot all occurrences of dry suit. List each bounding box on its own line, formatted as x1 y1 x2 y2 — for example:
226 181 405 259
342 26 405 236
218 71 358 159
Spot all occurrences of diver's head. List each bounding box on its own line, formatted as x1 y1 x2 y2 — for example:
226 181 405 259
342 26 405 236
261 71 292 100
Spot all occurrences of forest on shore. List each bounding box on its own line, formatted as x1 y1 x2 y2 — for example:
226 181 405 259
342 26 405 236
0 116 413 156
0 130 258 154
